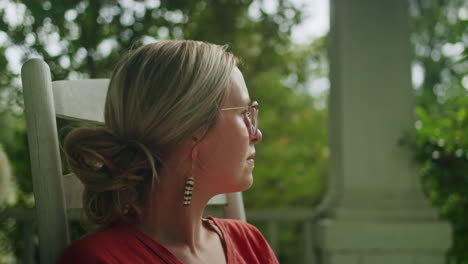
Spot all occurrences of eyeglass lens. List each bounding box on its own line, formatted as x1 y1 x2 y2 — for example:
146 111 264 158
249 106 258 136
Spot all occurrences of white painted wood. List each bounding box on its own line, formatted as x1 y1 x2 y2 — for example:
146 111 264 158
63 173 85 209
207 193 227 205
267 220 278 253
303 221 315 264
318 220 451 251
327 0 431 215
319 0 452 263
53 79 108 123
224 192 246 221
21 58 70 264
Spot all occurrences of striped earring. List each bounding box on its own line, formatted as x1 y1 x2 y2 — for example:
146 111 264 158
183 176 195 206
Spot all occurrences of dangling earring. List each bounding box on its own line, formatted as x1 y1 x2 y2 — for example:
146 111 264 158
183 176 195 206
183 151 196 206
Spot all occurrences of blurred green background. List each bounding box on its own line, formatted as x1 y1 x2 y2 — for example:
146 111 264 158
0 0 467 263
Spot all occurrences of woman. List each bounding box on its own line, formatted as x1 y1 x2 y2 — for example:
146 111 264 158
58 40 278 263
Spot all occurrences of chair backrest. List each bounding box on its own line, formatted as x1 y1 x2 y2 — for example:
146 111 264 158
21 58 246 264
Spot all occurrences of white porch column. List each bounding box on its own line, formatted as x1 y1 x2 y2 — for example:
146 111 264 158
317 1 452 263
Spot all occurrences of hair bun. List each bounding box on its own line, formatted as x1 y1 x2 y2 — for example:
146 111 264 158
64 127 159 226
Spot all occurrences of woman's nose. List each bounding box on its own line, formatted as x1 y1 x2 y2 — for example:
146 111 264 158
251 129 263 144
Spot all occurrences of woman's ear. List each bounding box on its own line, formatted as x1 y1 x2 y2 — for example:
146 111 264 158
189 133 201 160
191 126 208 145
190 125 209 161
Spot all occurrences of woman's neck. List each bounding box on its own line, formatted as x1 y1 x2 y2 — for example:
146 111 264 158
135 172 215 254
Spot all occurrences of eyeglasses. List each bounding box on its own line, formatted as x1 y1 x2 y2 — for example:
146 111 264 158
220 101 259 136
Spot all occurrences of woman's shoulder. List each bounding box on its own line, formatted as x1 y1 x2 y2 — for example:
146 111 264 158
205 217 269 247
207 216 263 237
206 216 279 263
57 223 171 264
57 225 131 264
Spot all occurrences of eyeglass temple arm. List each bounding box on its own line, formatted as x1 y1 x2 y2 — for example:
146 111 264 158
220 106 246 111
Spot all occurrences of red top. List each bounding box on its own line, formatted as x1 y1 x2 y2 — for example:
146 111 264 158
57 216 279 264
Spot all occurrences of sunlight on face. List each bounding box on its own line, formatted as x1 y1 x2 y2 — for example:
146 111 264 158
194 67 261 194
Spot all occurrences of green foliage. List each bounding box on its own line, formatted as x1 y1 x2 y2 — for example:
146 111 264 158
403 96 468 263
247 69 328 208
409 0 467 107
409 0 468 263
0 112 32 206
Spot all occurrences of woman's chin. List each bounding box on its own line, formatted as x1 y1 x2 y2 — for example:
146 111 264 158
239 174 254 191
223 175 253 193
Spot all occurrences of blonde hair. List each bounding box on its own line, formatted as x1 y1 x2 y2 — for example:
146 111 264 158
64 40 238 227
